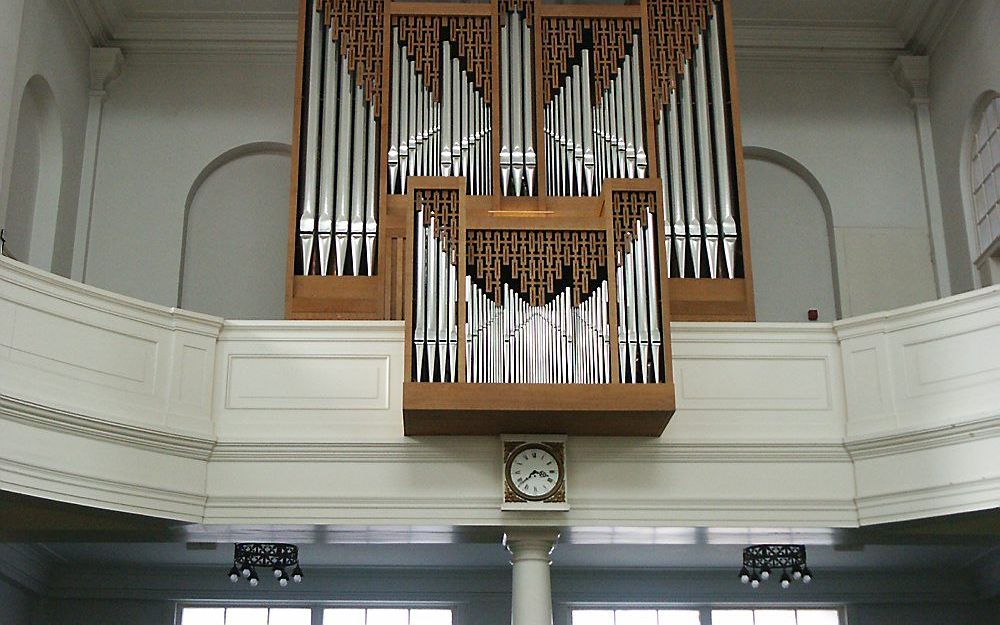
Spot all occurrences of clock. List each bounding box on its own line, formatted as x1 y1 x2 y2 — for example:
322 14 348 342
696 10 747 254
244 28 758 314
502 437 568 510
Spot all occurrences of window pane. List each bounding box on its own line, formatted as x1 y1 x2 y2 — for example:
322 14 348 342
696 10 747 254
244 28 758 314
182 608 226 625
366 609 409 625
615 610 658 625
226 609 269 625
572 610 615 625
269 609 312 625
324 609 366 625
711 611 754 625
659 610 700 625
753 610 796 625
409 610 453 625
795 610 840 625
615 610 656 625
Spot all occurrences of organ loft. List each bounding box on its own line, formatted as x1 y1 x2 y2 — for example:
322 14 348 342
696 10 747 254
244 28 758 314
286 0 754 437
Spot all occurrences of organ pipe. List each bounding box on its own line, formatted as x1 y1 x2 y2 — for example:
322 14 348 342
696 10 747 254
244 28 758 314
655 5 742 280
296 2 379 277
543 31 648 197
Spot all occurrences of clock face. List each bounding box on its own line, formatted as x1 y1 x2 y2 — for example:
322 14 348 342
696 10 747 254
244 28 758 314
506 444 563 501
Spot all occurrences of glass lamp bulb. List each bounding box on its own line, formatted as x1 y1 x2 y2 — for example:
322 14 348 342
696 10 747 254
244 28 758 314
292 566 303 583
241 566 251 578
739 566 750 584
780 572 792 589
750 578 760 589
249 577 259 587
760 567 771 581
792 567 803 580
802 567 813 584
279 577 289 587
273 567 283 578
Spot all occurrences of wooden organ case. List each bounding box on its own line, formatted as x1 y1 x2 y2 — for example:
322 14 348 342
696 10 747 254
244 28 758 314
287 0 754 436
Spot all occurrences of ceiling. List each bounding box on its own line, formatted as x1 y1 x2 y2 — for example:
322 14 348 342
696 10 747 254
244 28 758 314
65 0 963 62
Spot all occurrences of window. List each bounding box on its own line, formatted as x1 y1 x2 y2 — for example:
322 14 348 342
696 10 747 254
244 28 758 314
571 610 839 625
572 610 701 625
180 608 451 625
181 608 311 625
971 96 1000 258
711 610 839 625
323 609 452 625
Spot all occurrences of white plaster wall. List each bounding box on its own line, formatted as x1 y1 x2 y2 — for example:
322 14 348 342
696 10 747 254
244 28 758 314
180 149 291 320
4 87 41 263
0 0 90 278
85 60 295 308
81 55 939 319
928 0 1000 292
737 65 938 317
744 157 838 321
0 0 25 205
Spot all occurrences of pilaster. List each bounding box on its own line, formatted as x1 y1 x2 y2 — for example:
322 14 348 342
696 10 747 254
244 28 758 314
71 46 124 282
892 55 951 297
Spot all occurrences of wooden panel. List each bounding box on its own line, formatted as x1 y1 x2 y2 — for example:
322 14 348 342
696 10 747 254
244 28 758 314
403 382 674 436
668 278 753 321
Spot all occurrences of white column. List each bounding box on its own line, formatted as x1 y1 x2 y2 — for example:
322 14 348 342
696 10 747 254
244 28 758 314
71 47 124 282
504 529 559 625
893 55 951 297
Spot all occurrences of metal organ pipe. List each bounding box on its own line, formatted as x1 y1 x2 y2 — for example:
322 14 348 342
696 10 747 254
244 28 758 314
501 11 533 196
463 284 611 384
543 33 648 197
296 1 382 278
654 4 741 280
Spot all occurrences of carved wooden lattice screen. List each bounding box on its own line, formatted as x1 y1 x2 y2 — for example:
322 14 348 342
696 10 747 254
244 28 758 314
287 0 754 434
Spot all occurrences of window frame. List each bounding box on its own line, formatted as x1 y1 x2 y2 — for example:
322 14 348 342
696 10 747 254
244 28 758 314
964 91 1000 287
174 602 461 625
566 604 846 625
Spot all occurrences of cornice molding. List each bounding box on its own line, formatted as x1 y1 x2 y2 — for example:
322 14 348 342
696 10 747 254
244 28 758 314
0 395 215 461
892 0 967 55
72 7 927 73
63 0 124 46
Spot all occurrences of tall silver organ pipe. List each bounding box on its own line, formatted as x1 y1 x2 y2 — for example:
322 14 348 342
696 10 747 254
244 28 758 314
465 283 610 384
296 2 379 277
656 6 740 280
544 34 648 196
412 207 459 383
387 30 492 196
501 10 535 197
616 210 663 385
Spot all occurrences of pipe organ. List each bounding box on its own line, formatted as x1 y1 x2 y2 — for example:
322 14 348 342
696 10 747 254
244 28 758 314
287 0 754 435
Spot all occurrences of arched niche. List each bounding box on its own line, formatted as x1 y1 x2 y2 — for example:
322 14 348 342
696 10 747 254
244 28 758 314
178 142 292 320
4 75 63 270
744 147 841 322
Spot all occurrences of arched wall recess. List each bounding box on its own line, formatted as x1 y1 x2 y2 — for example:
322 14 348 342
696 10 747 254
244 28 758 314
743 146 842 321
4 75 63 270
962 90 1000 287
178 142 292 320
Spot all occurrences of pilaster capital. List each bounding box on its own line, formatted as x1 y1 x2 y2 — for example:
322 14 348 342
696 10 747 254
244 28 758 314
503 528 560 563
89 47 125 94
892 55 931 106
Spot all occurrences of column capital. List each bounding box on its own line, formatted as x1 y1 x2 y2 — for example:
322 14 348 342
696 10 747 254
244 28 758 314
89 47 125 93
503 528 560 561
892 55 931 106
